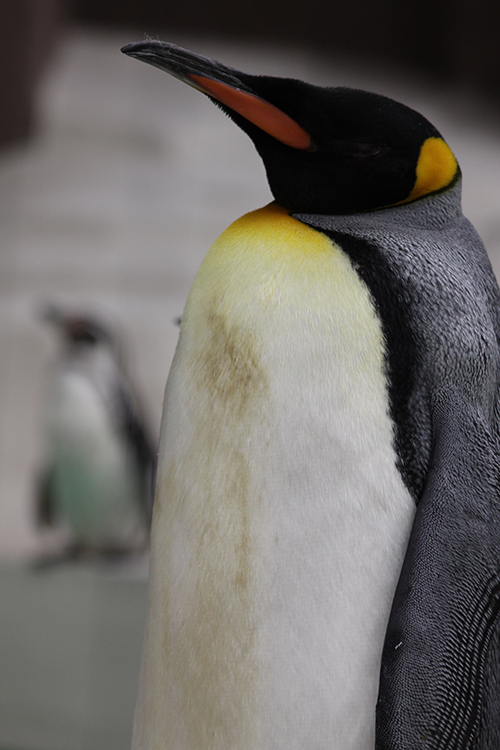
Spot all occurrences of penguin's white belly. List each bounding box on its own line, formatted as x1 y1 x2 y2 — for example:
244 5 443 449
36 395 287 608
134 204 415 750
48 369 140 545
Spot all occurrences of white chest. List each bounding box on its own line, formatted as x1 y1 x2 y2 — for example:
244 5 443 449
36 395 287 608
134 205 415 750
46 364 141 544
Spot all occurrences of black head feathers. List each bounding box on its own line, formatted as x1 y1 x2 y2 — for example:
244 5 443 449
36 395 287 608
121 41 459 215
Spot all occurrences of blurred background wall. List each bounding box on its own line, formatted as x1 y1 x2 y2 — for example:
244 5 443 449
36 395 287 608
2 0 500 150
71 0 500 95
0 0 62 147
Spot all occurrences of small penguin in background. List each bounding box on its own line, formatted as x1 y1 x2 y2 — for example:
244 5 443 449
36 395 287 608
122 42 500 749
36 306 156 560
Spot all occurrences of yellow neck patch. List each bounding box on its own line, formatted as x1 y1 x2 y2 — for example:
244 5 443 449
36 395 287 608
402 136 458 203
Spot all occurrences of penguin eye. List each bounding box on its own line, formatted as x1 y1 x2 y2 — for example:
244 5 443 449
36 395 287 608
350 142 389 158
332 140 390 159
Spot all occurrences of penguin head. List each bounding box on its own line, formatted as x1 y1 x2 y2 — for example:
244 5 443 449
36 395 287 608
121 41 459 215
40 305 114 351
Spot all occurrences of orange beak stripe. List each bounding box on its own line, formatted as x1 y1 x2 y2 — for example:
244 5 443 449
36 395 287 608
190 74 312 151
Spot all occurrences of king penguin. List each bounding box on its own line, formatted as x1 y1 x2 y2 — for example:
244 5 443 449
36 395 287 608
37 307 155 558
121 41 500 749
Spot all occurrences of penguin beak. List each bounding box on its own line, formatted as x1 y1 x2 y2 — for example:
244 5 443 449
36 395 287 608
121 41 312 151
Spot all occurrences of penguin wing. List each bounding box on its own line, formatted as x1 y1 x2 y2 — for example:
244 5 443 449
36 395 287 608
35 465 57 527
113 378 157 522
377 386 500 749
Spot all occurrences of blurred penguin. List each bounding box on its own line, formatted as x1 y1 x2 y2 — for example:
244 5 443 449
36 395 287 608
36 306 156 561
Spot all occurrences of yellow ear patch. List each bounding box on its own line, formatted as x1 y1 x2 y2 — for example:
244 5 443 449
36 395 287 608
404 137 458 202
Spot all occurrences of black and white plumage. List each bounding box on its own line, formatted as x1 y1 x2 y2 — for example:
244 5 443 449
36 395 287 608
37 308 155 558
121 41 500 749
297 189 500 749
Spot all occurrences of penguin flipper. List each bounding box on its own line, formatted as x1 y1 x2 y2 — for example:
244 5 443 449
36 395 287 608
114 379 157 523
377 387 500 749
35 466 57 527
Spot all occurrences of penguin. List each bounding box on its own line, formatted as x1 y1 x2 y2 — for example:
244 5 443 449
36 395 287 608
36 306 156 559
121 41 500 749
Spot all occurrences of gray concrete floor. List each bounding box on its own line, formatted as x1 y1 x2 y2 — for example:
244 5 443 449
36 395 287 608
1 24 500 748
0 560 149 750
